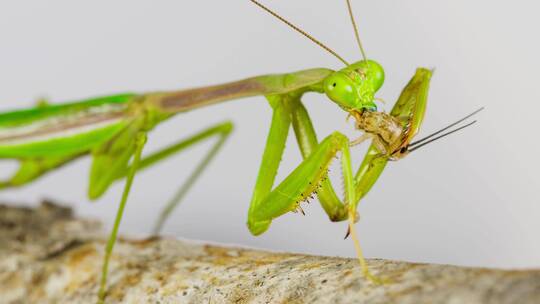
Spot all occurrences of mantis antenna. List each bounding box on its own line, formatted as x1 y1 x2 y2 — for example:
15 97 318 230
250 0 350 66
345 0 368 62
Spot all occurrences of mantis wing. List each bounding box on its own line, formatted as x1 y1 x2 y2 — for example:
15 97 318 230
0 94 133 159
88 118 145 200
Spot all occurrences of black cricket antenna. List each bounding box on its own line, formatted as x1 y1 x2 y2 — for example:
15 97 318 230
407 107 484 153
343 107 484 240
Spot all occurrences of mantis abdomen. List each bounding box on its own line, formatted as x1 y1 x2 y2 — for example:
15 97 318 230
0 94 134 158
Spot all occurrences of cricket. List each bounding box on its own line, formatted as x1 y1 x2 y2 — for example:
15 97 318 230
0 0 482 302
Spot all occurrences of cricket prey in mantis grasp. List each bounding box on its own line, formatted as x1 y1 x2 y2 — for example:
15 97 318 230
0 0 482 302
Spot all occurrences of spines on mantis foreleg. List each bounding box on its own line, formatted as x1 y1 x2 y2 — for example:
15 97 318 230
290 167 331 215
247 131 350 235
289 100 349 222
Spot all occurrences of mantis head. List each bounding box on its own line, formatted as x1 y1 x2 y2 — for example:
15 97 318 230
249 0 384 111
323 60 385 112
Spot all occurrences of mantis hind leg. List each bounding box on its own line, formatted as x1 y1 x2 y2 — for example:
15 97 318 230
138 121 234 233
109 121 233 232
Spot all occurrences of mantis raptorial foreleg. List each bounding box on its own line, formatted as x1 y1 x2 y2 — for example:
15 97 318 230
247 95 292 235
248 126 355 235
246 91 397 281
0 0 476 299
246 94 382 279
289 100 380 281
246 94 355 225
290 101 349 221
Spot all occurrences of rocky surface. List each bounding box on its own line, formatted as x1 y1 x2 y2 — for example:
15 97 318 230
1 201 539 303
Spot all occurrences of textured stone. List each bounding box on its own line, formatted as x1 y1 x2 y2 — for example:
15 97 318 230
1 201 539 304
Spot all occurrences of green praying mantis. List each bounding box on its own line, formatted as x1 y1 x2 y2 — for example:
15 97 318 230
0 0 483 302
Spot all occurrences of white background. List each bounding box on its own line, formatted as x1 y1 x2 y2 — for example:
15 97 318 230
1 1 539 268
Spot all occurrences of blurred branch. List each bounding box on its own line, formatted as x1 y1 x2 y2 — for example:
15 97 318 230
1 201 539 304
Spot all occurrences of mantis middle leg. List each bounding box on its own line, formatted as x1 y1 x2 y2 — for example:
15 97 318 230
97 121 232 301
98 131 147 303
110 121 234 232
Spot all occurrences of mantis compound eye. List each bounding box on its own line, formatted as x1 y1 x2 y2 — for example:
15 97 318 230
324 72 359 110
354 59 385 92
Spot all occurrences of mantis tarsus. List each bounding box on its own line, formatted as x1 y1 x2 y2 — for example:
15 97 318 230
0 0 482 301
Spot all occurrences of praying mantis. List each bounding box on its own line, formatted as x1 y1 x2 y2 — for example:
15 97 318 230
0 0 482 302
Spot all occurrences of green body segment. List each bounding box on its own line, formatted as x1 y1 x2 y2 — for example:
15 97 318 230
246 67 432 235
354 68 432 203
0 122 129 158
0 0 445 297
0 63 386 160
0 94 133 128
152 68 333 113
0 65 430 229
0 65 432 302
323 60 385 111
0 68 334 192
0 94 135 158
391 68 432 143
